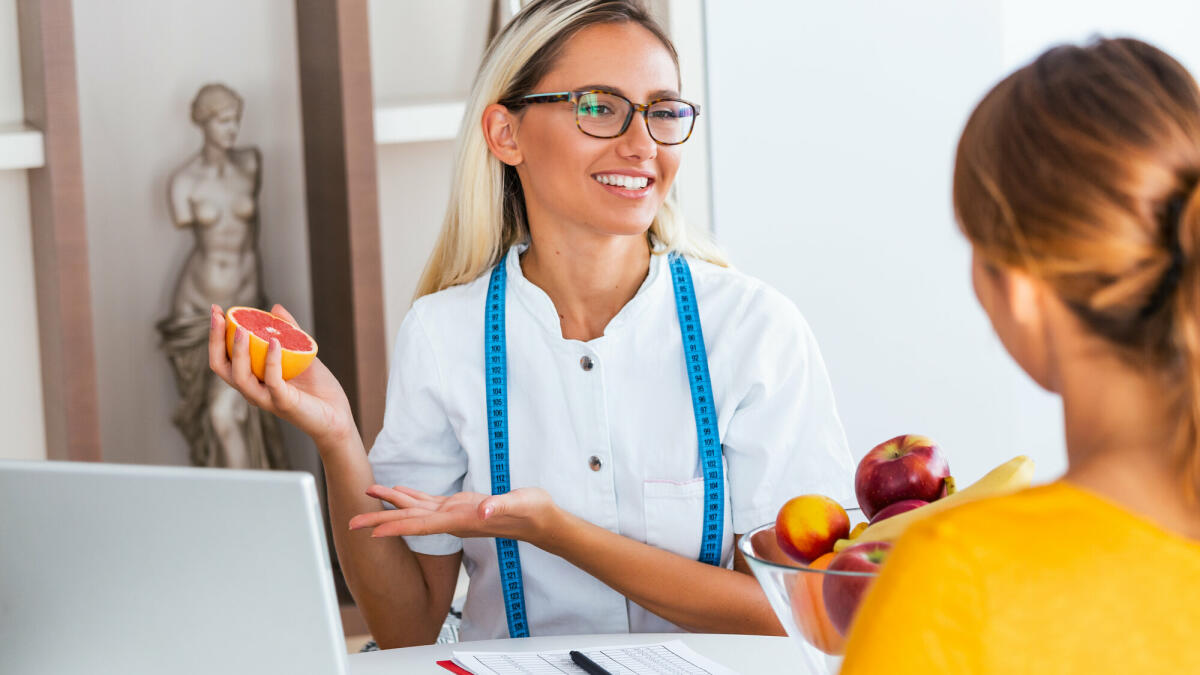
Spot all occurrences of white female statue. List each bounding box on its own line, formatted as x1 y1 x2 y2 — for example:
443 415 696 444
158 83 288 470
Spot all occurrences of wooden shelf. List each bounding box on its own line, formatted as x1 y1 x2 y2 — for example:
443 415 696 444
374 100 465 145
0 123 45 170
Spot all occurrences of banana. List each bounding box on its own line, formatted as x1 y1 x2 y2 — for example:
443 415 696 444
833 455 1035 552
848 522 869 539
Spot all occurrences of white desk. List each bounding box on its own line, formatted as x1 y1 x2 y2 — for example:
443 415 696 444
347 632 806 674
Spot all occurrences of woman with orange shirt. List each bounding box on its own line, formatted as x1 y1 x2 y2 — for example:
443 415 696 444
840 38 1200 673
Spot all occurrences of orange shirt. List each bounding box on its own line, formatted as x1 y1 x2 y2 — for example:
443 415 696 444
839 481 1200 674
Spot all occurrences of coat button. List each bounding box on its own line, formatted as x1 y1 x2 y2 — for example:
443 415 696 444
580 355 595 371
588 455 602 471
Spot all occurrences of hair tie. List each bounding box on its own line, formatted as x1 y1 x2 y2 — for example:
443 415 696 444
1139 194 1187 318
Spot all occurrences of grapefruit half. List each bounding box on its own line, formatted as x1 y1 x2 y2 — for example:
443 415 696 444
225 306 318 381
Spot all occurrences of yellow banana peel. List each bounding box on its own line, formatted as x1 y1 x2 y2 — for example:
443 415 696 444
848 522 869 539
833 455 1034 553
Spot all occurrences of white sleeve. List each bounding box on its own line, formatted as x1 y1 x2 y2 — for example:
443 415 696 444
368 307 466 555
722 288 856 534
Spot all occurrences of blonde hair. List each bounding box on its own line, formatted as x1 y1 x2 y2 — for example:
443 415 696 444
414 0 726 300
954 38 1200 502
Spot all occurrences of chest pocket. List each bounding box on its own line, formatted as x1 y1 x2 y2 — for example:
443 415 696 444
642 473 735 567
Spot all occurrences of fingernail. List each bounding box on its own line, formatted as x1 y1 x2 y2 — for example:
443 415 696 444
235 327 245 342
211 312 217 330
270 338 280 352
482 505 494 519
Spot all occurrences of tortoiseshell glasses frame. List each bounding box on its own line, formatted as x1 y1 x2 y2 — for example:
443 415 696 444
503 89 701 145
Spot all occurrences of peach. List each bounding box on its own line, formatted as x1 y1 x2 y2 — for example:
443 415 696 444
775 494 850 564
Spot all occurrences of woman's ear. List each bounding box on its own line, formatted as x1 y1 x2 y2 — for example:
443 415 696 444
1004 268 1044 328
1003 267 1064 392
482 103 523 167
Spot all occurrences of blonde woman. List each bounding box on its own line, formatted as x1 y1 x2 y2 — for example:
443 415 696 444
210 0 853 646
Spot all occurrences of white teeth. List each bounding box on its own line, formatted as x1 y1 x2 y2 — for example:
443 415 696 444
594 174 649 190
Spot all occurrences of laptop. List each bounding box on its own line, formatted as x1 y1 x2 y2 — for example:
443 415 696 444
0 460 349 675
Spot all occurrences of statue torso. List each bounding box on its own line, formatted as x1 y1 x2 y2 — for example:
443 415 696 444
171 148 262 312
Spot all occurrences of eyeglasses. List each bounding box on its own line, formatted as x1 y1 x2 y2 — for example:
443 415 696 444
506 89 700 145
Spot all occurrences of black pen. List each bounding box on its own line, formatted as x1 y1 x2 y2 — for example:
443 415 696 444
569 650 614 675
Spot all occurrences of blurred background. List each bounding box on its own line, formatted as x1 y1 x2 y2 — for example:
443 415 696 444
3 0 1200 642
706 0 1200 486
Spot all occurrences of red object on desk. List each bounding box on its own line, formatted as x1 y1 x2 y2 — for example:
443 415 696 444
436 659 474 675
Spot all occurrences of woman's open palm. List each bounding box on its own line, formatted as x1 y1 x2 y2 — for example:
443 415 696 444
349 485 558 544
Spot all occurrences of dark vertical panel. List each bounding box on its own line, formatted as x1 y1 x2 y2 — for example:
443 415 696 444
295 0 387 446
18 0 102 462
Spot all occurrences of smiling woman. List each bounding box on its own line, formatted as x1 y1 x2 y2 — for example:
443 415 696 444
210 0 855 649
413 3 724 302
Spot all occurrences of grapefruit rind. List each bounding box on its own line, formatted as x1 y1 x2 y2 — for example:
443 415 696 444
224 306 318 381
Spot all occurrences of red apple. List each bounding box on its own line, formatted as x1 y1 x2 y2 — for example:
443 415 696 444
822 540 892 635
869 498 929 523
855 434 950 520
775 495 850 564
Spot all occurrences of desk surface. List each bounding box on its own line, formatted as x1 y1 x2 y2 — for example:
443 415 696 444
346 632 807 674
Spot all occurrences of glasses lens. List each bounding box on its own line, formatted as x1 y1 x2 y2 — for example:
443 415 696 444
647 100 696 144
576 92 630 138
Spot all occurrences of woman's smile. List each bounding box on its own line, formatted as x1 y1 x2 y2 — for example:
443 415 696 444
591 170 656 199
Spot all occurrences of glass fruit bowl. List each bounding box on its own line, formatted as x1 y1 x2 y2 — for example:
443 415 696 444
738 511 877 675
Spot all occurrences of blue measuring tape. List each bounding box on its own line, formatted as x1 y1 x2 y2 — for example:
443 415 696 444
484 262 529 638
483 252 725 638
667 253 726 567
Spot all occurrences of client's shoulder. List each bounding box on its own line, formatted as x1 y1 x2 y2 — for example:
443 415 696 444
898 481 1109 561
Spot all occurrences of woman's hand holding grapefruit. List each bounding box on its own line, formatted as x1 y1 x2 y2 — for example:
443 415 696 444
209 303 356 449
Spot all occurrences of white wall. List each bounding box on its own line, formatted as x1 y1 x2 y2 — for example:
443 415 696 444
72 0 317 473
1000 0 1200 73
369 0 491 346
705 0 1200 486
0 0 47 462
663 0 712 237
0 0 19 123
706 0 1035 487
